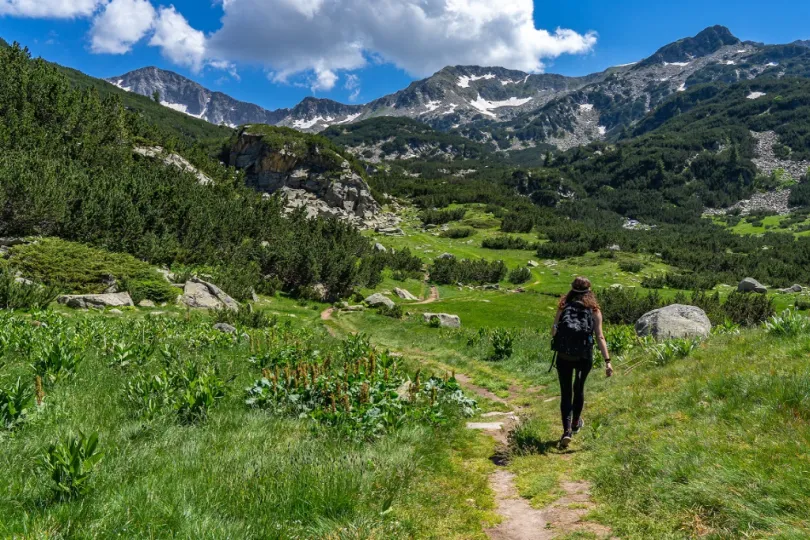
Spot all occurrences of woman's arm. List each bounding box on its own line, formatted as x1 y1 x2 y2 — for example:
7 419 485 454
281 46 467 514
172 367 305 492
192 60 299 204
593 311 613 377
552 309 563 337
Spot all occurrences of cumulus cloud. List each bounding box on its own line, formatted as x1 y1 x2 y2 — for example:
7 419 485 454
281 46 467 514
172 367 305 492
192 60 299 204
207 0 597 79
89 0 155 54
0 0 103 18
148 6 206 71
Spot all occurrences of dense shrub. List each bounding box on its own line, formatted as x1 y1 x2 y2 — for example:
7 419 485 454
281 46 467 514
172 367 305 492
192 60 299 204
508 267 532 285
618 260 644 273
429 257 507 285
482 235 537 251
500 213 534 233
440 227 476 239
10 238 159 295
378 304 404 319
642 272 721 290
123 279 178 304
598 287 665 325
385 248 424 275
419 208 467 226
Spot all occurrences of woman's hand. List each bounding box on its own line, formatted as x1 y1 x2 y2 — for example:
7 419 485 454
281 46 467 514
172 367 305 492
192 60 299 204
605 361 614 378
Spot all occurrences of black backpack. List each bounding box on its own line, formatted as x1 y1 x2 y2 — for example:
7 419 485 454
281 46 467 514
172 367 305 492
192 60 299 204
552 301 595 359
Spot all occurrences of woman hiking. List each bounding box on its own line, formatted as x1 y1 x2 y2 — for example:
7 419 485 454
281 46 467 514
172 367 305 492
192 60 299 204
551 277 612 448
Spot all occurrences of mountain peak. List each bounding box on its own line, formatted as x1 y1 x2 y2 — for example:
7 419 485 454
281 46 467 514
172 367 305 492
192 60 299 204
637 25 740 67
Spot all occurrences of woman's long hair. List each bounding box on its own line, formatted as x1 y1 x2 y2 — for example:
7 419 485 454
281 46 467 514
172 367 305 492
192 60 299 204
558 276 601 312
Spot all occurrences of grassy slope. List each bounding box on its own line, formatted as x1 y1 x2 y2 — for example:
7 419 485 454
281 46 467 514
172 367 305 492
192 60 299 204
0 305 496 538
330 202 810 537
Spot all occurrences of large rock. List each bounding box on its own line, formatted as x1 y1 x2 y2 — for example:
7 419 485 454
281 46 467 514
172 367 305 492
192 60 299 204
181 278 239 311
635 304 711 340
738 277 767 294
58 292 134 310
228 127 381 226
423 313 462 328
394 288 418 301
365 293 395 309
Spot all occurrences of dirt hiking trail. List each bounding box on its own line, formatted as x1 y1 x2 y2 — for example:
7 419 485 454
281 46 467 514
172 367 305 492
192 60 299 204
416 286 440 305
461 378 614 540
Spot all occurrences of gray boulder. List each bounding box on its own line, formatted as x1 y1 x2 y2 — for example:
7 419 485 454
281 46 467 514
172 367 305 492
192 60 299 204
213 323 237 334
738 278 767 294
138 299 156 308
181 278 239 311
394 288 418 301
423 313 462 328
635 304 711 340
778 284 803 294
374 243 388 253
527 260 540 268
58 292 134 310
365 293 395 309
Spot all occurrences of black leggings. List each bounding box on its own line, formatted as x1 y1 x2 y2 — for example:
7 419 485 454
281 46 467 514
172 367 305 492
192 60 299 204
556 355 592 431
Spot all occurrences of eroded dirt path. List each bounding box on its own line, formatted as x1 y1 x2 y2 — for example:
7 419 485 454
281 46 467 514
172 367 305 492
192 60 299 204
320 308 337 337
460 376 613 540
415 286 440 305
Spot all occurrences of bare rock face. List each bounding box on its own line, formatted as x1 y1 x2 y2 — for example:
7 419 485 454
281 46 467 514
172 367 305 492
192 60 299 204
423 313 462 328
58 292 134 310
228 127 389 229
635 304 711 340
181 278 239 311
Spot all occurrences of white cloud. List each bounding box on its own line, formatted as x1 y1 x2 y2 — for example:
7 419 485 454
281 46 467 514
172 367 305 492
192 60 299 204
89 0 155 54
311 68 338 91
207 0 596 80
345 73 360 101
0 0 103 18
148 5 206 71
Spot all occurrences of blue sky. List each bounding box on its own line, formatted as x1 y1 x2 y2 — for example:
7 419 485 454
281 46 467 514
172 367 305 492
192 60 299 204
1 0 809 111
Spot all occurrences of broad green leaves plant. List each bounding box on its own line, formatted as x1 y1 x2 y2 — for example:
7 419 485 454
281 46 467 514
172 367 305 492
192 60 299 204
42 431 103 500
0 377 33 430
31 337 83 383
764 309 810 336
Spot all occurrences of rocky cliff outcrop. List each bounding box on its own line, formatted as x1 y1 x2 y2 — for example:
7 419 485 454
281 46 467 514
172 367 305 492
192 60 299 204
229 126 389 228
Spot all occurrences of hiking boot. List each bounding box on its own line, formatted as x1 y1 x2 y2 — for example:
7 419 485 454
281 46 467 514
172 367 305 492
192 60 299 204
560 430 573 448
572 418 585 434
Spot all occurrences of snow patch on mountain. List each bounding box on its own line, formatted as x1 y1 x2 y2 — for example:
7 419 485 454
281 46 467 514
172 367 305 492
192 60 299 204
457 73 496 88
424 100 442 112
336 113 362 125
294 116 335 130
747 92 767 100
677 82 687 92
470 95 533 117
664 61 690 67
579 104 594 111
598 126 607 135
